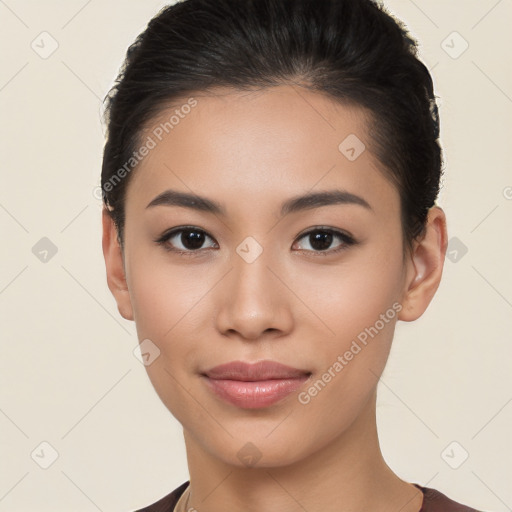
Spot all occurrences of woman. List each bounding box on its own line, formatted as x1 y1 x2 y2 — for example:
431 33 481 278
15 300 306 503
100 0 484 510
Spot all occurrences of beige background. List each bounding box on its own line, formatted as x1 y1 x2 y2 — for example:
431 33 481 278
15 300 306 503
0 0 511 510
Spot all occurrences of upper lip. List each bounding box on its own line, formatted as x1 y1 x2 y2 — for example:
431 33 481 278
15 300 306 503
203 360 311 381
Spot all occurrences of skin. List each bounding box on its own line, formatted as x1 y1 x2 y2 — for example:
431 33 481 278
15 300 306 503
102 84 448 512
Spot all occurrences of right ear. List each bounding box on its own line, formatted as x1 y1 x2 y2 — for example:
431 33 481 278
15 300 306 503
101 208 134 321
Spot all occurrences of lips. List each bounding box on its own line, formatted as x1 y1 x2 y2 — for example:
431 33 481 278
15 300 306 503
202 360 312 409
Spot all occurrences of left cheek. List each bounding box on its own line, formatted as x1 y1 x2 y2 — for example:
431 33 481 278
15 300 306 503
322 301 398 380
318 273 396 333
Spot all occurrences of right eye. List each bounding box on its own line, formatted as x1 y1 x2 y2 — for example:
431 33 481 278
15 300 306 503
154 226 218 255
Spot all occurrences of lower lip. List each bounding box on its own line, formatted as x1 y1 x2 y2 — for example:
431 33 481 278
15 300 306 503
203 376 310 409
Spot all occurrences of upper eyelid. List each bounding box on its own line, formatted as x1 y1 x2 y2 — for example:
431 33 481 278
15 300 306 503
296 226 353 239
158 225 351 238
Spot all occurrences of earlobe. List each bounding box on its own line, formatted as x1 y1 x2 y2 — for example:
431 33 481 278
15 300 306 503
101 208 134 321
398 206 448 322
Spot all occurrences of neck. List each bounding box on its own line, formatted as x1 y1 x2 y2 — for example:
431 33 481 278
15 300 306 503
182 390 423 512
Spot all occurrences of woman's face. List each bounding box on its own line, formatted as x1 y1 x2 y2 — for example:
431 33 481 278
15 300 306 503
116 84 416 467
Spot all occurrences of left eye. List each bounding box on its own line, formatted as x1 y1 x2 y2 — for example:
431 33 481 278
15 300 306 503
293 228 356 253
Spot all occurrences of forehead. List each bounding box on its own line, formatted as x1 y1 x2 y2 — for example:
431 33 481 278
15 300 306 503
126 84 399 220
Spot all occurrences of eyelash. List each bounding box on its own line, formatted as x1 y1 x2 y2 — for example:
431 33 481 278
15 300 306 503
154 225 357 257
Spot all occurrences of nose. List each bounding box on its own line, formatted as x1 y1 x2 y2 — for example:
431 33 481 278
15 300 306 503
214 247 294 341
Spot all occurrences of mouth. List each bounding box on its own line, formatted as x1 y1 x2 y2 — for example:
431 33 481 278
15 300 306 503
201 360 312 409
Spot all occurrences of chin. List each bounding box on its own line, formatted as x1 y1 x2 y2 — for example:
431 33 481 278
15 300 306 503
191 423 326 470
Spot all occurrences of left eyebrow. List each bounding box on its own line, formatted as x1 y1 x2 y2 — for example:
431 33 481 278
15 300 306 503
145 188 373 216
280 190 373 216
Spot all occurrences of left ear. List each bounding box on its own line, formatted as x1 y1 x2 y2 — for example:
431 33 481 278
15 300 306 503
398 205 448 322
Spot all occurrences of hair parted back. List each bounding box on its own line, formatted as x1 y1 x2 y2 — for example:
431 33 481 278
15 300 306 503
101 0 443 255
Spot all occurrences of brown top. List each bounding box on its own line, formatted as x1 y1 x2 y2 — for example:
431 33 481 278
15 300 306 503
133 481 485 512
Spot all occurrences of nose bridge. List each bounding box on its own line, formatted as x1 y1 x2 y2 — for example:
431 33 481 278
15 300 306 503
232 242 273 298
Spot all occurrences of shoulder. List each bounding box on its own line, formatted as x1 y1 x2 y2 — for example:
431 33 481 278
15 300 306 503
415 483 486 512
132 481 190 512
132 481 486 512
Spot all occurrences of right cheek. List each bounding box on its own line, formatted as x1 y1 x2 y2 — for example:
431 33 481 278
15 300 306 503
131 279 170 324
147 364 191 417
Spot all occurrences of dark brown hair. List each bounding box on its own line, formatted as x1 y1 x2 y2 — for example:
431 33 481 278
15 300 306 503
101 0 443 256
